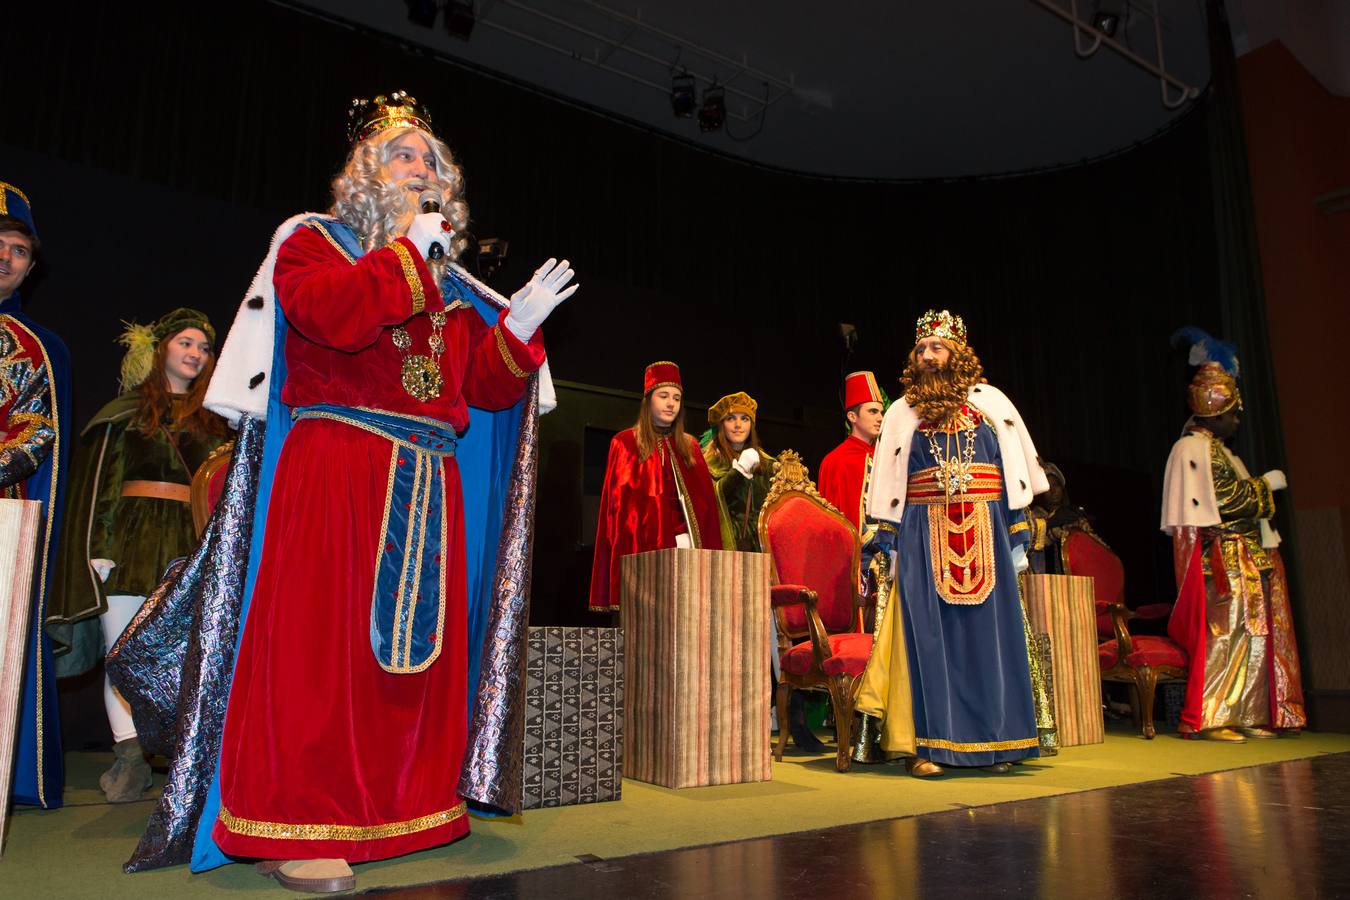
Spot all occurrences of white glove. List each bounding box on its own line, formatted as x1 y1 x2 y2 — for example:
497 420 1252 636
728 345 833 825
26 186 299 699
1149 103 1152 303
674 532 692 549
405 212 450 261
1262 469 1287 492
504 259 578 342
731 448 760 479
90 558 117 583
1011 544 1029 575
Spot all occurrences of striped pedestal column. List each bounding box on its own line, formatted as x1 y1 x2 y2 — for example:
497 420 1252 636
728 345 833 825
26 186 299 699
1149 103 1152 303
0 498 42 856
620 548 771 789
1023 573 1105 747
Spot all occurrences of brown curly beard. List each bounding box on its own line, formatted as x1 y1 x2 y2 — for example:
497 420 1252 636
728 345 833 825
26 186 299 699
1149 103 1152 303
900 340 984 425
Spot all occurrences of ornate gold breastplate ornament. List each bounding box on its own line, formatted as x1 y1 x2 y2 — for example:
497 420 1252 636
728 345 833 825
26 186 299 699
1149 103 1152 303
391 311 447 402
925 411 980 590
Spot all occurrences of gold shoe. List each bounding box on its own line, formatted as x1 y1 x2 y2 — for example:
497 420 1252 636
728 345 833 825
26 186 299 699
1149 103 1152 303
1238 726 1278 739
906 758 945 778
1202 727 1247 743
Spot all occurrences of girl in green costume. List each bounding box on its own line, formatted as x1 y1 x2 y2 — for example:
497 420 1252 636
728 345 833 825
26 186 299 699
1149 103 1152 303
700 391 776 552
49 308 228 802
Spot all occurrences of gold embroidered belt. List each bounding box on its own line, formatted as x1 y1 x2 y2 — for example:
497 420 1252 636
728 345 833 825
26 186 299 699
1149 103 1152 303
121 480 191 504
907 463 1002 505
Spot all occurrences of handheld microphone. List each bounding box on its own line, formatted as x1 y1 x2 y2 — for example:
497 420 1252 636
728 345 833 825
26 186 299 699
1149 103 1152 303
421 196 445 260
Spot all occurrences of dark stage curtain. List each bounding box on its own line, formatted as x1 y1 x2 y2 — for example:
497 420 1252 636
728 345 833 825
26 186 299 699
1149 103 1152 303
4 1 1269 618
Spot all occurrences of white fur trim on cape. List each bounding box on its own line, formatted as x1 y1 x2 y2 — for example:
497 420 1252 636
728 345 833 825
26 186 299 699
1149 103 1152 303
866 383 1048 526
1161 428 1280 548
204 216 557 426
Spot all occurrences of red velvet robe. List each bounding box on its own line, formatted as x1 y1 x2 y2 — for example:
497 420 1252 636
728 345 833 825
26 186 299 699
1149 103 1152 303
212 226 544 863
587 429 722 611
817 434 874 533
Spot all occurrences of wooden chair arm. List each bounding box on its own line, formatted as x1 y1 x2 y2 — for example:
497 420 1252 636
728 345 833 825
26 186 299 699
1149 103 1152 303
1107 602 1136 657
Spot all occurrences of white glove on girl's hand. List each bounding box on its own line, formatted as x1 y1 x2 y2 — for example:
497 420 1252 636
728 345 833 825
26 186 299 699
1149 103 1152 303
1262 469 1288 491
90 558 117 583
1011 544 1030 574
406 212 450 261
504 259 578 342
731 448 760 479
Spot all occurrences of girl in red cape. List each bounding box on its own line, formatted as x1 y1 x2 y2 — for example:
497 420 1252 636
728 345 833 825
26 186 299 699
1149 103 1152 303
588 361 721 611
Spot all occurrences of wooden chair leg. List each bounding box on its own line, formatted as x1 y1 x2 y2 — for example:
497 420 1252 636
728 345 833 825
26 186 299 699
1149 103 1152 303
828 675 854 773
774 681 791 761
1133 666 1159 740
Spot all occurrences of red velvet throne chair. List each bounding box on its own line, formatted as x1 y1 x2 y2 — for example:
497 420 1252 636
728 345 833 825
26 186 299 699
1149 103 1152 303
190 440 234 537
1060 523 1186 739
758 450 873 772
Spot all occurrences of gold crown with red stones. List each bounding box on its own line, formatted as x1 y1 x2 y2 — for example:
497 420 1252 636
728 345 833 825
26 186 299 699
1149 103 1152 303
915 309 967 345
347 91 434 144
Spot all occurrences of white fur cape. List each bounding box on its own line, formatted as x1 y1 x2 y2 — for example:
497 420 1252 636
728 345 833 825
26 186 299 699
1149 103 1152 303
866 383 1049 526
204 213 557 426
1160 428 1280 549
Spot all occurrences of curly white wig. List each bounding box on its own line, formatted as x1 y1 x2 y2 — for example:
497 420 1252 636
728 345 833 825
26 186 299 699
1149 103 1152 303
330 126 471 262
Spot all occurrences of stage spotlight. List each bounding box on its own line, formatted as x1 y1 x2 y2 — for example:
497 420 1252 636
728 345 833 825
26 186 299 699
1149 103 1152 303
406 0 438 28
445 0 476 40
670 73 697 118
698 84 725 133
1091 3 1120 36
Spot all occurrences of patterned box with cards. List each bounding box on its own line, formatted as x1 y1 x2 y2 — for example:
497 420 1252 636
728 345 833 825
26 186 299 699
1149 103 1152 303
521 626 625 809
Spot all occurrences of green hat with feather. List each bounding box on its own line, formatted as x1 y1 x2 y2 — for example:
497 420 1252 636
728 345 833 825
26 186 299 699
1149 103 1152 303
118 307 215 391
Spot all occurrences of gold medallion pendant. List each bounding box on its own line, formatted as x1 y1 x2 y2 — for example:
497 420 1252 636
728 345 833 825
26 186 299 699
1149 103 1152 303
401 354 443 402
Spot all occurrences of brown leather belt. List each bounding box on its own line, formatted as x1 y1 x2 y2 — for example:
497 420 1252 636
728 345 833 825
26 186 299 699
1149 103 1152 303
121 480 191 504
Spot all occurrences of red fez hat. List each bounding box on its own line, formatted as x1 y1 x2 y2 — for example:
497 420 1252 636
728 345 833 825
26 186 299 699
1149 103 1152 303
843 371 882 409
644 360 682 395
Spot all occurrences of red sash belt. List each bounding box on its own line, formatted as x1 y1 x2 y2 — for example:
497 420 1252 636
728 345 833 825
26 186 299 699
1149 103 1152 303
907 463 1002 505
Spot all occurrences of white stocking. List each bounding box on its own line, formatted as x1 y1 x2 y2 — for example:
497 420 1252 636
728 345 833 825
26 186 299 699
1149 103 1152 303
100 594 147 743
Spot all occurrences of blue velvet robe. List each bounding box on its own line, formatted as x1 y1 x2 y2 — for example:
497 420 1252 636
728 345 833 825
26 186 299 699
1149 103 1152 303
898 419 1039 767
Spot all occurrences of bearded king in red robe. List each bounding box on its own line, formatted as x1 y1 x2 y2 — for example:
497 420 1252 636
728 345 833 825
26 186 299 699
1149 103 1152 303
190 92 577 893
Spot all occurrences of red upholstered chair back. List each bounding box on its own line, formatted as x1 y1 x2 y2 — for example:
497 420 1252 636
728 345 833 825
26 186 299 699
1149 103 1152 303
1061 525 1124 639
759 453 861 638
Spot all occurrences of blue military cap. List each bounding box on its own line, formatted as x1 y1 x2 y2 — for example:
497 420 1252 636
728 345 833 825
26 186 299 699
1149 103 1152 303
0 182 36 237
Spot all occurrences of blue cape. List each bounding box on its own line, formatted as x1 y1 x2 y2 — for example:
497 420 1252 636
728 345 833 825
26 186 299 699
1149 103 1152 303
1 293 71 809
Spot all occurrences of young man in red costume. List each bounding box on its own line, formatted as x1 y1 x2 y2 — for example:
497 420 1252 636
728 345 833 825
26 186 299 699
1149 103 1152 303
818 371 884 536
588 361 721 612
203 93 577 893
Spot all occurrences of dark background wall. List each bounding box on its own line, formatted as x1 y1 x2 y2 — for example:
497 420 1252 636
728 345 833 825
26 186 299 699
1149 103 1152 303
3 2 1243 633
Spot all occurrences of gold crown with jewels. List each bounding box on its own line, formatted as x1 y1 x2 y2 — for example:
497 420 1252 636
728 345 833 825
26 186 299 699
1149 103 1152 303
915 309 967 345
347 91 434 144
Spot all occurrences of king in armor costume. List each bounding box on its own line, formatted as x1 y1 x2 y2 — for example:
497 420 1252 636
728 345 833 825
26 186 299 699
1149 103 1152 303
858 310 1046 775
1161 328 1305 741
0 182 71 809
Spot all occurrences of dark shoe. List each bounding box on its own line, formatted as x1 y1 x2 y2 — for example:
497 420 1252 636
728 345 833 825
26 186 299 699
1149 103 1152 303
982 762 1013 774
789 691 826 753
259 859 356 894
103 737 152 803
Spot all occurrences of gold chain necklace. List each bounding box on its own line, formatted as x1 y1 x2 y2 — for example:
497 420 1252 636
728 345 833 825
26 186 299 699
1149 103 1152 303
925 413 978 587
391 310 447 402
925 417 977 500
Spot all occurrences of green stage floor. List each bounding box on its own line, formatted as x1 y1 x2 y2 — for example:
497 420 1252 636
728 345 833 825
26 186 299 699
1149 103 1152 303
6 724 1350 897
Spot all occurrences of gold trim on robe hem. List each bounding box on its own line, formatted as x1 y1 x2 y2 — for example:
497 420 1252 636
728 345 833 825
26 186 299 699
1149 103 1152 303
915 736 1039 753
217 802 467 841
